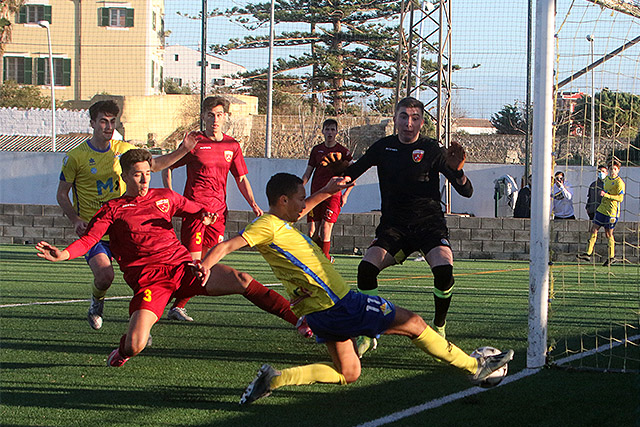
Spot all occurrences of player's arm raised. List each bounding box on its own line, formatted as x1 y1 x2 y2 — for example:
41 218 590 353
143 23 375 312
298 176 353 220
149 131 198 172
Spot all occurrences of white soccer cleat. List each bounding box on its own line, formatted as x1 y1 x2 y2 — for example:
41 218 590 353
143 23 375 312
470 348 514 388
240 364 281 405
168 307 194 322
87 296 104 330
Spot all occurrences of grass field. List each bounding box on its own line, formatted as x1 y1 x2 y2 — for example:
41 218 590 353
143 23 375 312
1 244 639 426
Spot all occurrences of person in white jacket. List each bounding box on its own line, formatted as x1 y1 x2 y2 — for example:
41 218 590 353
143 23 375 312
551 171 575 219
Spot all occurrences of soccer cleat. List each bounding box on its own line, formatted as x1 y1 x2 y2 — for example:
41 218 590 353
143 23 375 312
576 253 592 262
414 255 426 262
146 334 153 348
470 349 514 385
240 364 281 405
434 323 446 339
296 316 313 338
330 256 335 264
168 307 194 322
87 296 104 330
107 348 130 367
356 336 378 358
602 257 618 267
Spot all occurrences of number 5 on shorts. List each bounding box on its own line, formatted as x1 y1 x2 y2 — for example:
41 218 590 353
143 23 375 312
195 232 202 245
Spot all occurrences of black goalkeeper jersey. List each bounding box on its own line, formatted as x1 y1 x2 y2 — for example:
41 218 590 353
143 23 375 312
344 135 473 226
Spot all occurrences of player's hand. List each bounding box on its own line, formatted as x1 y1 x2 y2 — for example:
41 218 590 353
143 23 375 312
599 190 606 197
446 141 466 171
323 176 353 195
320 152 350 175
180 131 199 152
251 204 263 217
189 259 211 286
73 219 88 237
202 212 218 226
35 241 66 262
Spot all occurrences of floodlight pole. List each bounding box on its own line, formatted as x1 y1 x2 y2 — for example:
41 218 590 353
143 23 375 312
265 0 275 158
38 20 56 152
528 0 554 369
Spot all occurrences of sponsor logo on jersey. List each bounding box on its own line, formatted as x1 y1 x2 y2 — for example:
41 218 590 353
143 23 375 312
122 203 137 208
224 150 233 162
412 149 424 163
199 146 212 150
155 199 170 213
385 147 398 152
89 158 96 165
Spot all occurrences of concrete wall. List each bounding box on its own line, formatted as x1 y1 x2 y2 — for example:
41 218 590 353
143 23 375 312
2 152 638 222
0 108 92 136
2 204 638 263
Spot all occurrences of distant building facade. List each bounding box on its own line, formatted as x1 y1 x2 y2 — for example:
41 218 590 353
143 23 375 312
1 0 165 101
163 45 246 91
453 118 496 135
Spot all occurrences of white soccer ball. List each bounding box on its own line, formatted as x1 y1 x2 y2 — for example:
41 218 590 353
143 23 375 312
470 346 508 388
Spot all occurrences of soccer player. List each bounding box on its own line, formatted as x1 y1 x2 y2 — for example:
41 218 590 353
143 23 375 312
339 97 472 345
162 96 263 323
57 100 197 330
551 171 575 219
37 149 311 367
197 172 513 404
585 165 607 221
577 159 625 266
301 118 354 260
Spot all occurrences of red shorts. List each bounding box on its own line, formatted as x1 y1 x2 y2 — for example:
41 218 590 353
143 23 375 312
123 262 209 318
181 212 227 252
307 193 342 224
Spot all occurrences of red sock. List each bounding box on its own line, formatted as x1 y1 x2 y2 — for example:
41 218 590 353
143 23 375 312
172 297 190 309
118 334 132 357
243 279 297 325
322 241 331 259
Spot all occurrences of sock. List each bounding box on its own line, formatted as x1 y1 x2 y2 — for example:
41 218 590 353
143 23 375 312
118 334 132 358
322 241 331 259
92 284 107 300
411 327 477 374
586 232 597 255
608 235 615 259
243 279 297 326
432 265 454 327
357 261 380 295
271 363 347 389
171 297 190 310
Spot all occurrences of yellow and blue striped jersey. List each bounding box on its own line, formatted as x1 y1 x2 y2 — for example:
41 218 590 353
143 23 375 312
597 176 625 218
240 213 350 316
60 139 136 223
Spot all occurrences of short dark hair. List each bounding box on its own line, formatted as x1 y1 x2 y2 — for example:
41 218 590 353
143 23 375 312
202 96 230 114
608 159 621 169
89 100 120 121
554 171 564 178
322 118 338 130
266 173 303 206
396 97 424 113
597 164 607 170
120 149 152 174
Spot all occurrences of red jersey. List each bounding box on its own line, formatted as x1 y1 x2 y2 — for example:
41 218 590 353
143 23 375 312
65 188 205 271
170 131 249 214
307 142 352 193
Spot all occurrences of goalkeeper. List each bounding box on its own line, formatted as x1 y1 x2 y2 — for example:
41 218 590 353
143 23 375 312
338 97 473 349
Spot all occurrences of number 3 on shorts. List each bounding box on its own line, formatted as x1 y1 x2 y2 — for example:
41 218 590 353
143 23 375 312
143 289 152 302
195 232 202 245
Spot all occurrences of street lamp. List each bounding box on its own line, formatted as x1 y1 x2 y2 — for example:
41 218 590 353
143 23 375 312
38 20 56 152
586 34 595 166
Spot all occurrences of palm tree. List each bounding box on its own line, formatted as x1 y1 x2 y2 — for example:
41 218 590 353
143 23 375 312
1 0 25 56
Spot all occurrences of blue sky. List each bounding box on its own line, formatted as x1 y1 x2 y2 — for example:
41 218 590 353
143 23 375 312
164 0 640 119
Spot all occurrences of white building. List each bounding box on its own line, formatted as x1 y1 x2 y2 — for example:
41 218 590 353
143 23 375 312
164 45 246 90
453 118 497 135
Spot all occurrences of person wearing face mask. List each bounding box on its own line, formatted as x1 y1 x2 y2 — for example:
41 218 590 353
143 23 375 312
551 171 575 219
586 165 608 221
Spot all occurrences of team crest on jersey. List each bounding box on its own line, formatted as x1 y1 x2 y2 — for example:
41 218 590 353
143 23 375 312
224 150 233 162
412 149 424 163
155 199 170 213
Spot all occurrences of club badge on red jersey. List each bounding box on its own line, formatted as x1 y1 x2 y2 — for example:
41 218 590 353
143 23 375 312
224 150 233 162
412 149 424 163
155 199 170 213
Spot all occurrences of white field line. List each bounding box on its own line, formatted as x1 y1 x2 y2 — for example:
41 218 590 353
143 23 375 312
355 334 640 427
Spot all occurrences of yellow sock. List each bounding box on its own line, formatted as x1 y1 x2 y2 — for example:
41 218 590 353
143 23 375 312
92 284 107 300
271 363 347 390
586 232 598 255
608 235 615 259
411 327 478 374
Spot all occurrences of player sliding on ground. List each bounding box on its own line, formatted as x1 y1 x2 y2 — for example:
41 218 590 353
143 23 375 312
198 172 514 404
36 149 311 367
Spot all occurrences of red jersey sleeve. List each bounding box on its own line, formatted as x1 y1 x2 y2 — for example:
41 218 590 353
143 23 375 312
228 144 249 178
65 204 113 259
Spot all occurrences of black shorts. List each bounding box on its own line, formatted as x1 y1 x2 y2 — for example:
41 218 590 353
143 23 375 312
371 217 450 264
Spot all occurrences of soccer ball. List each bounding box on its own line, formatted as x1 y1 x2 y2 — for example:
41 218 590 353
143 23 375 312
470 346 508 388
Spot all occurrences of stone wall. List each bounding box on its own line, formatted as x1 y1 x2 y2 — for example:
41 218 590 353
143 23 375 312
0 108 91 136
4 204 637 263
